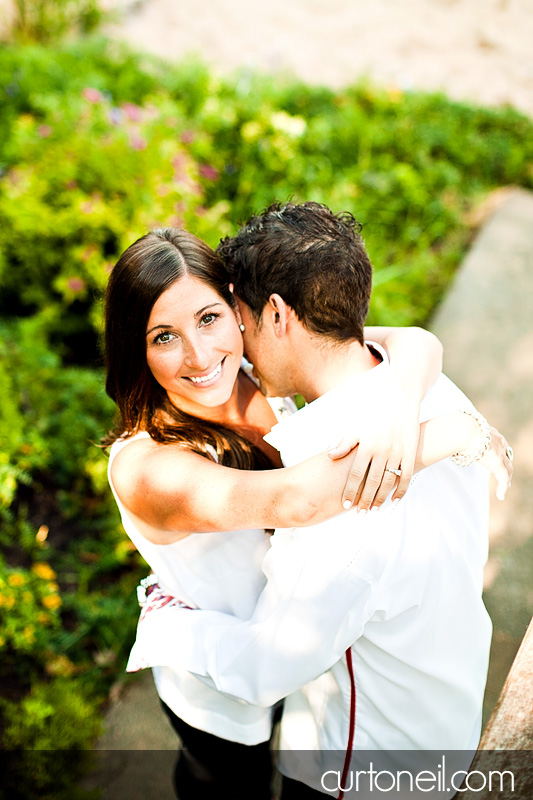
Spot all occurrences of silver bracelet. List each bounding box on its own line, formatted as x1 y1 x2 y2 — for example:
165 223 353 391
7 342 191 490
450 409 492 467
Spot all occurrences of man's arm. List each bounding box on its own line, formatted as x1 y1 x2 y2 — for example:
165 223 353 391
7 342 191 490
128 520 378 707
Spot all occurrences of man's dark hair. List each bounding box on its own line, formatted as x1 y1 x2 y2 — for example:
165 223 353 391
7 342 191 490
216 202 372 345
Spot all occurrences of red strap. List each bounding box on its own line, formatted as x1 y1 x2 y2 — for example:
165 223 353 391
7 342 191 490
337 647 357 800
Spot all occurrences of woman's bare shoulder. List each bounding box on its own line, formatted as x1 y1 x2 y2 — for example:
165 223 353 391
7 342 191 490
111 436 212 507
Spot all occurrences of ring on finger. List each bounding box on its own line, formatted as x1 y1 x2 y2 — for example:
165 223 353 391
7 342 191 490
506 446 514 462
385 467 402 477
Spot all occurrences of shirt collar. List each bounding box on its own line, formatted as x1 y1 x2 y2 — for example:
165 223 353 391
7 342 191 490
264 342 390 466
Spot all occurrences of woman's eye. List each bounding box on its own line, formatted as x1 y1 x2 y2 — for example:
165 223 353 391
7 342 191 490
200 313 219 326
154 332 174 344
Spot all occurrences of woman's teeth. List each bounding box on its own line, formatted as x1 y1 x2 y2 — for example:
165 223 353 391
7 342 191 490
189 362 222 384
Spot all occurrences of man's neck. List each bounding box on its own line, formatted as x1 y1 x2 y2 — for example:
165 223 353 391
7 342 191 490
296 337 381 403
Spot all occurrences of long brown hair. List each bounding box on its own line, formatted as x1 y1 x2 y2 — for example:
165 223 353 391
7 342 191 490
102 228 273 470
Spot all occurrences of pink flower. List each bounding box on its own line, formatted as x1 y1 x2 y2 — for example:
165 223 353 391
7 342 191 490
122 102 143 122
172 154 187 170
80 245 97 262
181 130 195 144
38 125 52 138
67 277 86 293
82 87 103 104
129 134 147 151
199 164 219 181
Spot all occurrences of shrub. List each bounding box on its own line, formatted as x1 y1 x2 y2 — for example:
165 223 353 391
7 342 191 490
0 317 145 761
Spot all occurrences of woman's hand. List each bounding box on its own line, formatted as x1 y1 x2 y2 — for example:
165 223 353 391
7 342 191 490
329 326 443 512
328 386 421 512
478 425 513 501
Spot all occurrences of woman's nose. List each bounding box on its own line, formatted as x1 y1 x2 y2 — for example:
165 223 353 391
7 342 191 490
183 336 211 370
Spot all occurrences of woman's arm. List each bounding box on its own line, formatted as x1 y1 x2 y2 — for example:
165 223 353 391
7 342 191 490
111 410 511 544
416 415 512 500
110 437 358 543
333 326 443 510
365 326 443 398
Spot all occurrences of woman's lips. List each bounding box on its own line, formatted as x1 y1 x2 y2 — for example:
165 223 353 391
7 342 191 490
184 357 225 387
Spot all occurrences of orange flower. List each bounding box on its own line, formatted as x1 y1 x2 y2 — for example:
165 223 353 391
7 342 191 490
32 563 56 581
7 573 26 588
42 595 62 610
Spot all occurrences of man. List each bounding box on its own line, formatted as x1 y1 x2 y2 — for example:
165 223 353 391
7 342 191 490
129 203 493 797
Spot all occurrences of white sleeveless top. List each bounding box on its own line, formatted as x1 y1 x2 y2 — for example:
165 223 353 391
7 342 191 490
108 375 296 744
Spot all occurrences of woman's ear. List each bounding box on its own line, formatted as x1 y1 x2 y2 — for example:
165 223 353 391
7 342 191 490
229 283 234 294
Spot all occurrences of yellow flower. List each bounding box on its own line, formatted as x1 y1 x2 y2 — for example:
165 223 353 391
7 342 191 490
8 573 26 588
22 625 35 643
45 654 75 677
42 594 62 610
32 563 56 581
47 582 59 593
37 612 52 625
270 111 306 137
241 121 263 142
0 636 5 647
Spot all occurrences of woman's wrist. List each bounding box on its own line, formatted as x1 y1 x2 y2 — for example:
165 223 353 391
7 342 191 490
450 409 492 467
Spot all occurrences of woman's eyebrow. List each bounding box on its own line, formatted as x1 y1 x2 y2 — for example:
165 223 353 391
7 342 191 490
146 323 172 337
194 303 223 319
146 304 224 336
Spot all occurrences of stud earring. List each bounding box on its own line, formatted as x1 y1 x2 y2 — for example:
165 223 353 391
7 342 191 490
239 323 245 332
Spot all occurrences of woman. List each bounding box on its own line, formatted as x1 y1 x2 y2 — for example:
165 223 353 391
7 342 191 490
104 227 511 800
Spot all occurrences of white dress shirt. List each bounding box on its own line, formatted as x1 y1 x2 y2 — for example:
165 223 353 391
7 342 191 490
127 350 491 790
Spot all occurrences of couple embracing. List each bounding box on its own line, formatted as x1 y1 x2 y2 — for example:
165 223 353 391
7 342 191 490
104 202 512 799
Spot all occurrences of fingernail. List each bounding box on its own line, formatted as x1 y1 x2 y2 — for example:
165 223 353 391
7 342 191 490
343 499 352 510
370 506 379 513
358 509 367 516
508 481 512 488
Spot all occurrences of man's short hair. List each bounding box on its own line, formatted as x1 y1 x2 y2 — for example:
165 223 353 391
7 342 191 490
216 202 372 345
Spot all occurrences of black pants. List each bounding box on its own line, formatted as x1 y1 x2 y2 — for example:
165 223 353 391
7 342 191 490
280 775 327 800
160 700 275 800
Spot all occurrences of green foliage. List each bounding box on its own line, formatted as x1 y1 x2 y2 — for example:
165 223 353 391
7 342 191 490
2 678 102 749
0 314 115 506
1 679 101 799
0 558 62 654
0 317 145 760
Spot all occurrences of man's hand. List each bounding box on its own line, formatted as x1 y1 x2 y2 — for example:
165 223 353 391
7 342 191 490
328 388 421 512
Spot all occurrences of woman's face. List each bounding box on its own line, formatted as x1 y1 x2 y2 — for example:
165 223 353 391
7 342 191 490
145 273 244 414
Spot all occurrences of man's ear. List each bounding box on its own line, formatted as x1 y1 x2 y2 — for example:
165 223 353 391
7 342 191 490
267 294 293 337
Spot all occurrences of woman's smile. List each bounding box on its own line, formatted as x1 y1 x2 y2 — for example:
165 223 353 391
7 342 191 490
185 356 226 386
